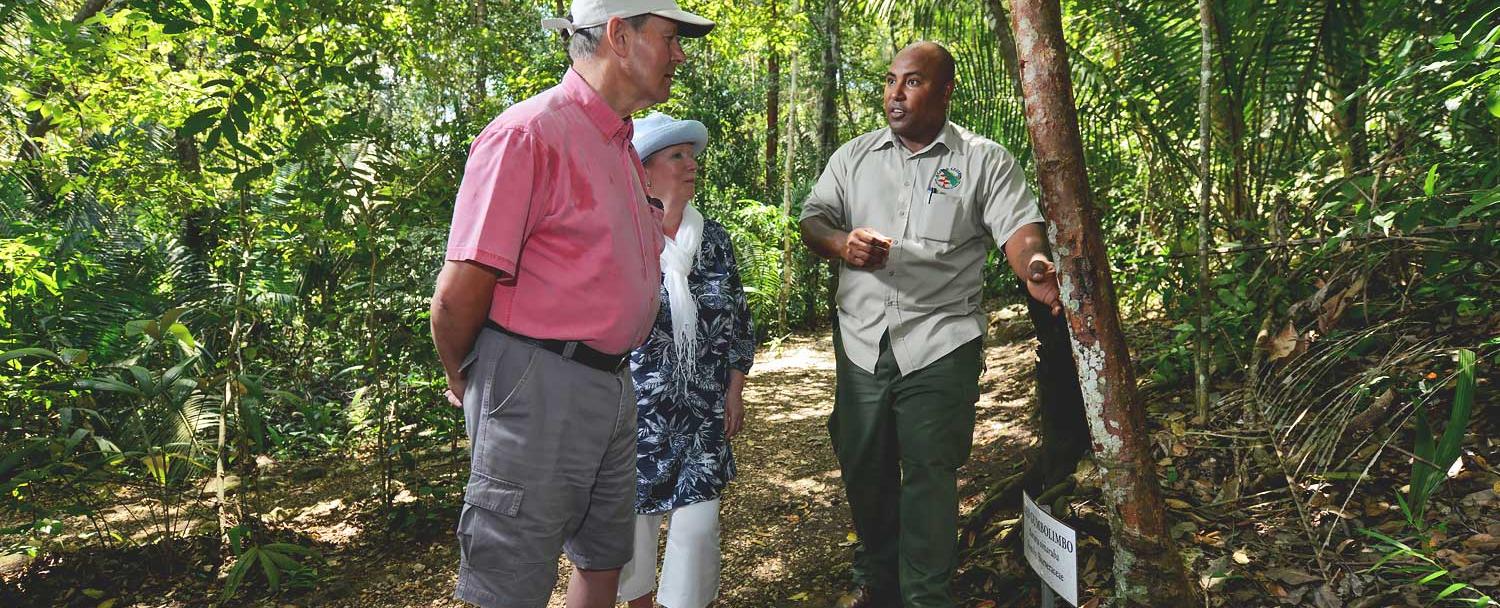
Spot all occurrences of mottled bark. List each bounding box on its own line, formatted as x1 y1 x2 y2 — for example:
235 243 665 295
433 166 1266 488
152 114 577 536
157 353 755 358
1008 1 1200 604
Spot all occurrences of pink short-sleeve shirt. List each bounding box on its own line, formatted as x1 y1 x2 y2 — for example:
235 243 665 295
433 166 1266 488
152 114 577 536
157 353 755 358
444 69 665 355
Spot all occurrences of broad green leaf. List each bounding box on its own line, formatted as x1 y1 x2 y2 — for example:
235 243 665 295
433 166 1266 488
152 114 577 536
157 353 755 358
1476 25 1500 59
263 542 318 556
1410 409 1436 519
127 366 153 393
166 322 197 352
74 377 145 396
1457 194 1500 221
63 428 89 455
220 547 257 601
180 107 220 136
189 0 213 20
258 548 281 591
1424 164 1440 197
125 319 159 339
0 348 61 364
1419 569 1450 585
1437 582 1468 599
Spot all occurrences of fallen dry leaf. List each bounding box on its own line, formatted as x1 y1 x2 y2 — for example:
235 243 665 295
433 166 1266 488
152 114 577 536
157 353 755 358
1194 530 1224 547
1462 533 1500 551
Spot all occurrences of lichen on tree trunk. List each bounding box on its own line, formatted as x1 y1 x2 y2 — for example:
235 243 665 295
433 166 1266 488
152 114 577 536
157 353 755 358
1008 0 1202 604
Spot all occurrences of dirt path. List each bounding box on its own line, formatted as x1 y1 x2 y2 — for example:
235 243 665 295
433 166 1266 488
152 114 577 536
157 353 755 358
298 331 1043 608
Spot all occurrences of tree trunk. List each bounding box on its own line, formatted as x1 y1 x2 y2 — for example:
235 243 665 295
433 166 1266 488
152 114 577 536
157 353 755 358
778 0 801 335
981 0 1024 98
1195 0 1214 423
818 0 841 325
765 0 782 199
817 0 840 162
164 51 216 295
473 0 488 111
1008 1 1201 604
1324 0 1369 176
1209 3 1251 237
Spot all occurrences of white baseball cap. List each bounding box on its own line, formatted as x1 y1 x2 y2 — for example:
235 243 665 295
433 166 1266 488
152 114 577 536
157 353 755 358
542 0 715 38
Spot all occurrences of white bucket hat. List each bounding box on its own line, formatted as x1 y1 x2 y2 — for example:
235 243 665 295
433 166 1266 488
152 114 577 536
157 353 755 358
632 112 708 161
542 0 715 38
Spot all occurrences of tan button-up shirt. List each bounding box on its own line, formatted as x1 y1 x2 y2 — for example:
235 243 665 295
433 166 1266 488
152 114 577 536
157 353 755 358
800 122 1044 375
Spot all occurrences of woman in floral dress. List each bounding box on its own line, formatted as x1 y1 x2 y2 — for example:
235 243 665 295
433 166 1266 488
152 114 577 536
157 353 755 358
617 113 756 608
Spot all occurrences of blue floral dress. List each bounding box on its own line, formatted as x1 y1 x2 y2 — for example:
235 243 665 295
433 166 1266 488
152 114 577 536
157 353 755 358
629 219 756 515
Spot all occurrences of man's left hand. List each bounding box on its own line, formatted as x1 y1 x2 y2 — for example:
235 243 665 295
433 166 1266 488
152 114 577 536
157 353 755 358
1027 258 1063 316
445 377 466 408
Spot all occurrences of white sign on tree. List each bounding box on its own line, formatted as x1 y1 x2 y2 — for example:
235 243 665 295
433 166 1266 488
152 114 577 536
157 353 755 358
1023 491 1079 606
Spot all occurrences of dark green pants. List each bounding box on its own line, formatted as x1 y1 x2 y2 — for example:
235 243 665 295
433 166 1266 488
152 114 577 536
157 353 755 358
830 331 981 608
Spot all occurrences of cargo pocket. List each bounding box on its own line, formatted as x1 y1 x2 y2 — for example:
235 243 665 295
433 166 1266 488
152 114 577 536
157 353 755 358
464 473 523 516
454 474 557 605
456 475 524 569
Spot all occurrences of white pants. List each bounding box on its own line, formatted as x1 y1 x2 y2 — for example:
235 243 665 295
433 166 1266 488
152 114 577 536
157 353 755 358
616 498 721 608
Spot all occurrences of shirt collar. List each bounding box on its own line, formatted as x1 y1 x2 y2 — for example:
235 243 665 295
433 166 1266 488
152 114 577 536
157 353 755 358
560 68 634 143
870 121 961 157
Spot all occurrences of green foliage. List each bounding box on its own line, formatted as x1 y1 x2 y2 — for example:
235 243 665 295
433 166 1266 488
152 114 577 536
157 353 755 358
1 0 1495 601
1407 349 1479 525
1360 525 1495 606
220 524 320 603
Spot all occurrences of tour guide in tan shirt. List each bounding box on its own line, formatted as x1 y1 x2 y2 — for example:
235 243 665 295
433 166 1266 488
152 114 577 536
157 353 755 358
799 42 1062 608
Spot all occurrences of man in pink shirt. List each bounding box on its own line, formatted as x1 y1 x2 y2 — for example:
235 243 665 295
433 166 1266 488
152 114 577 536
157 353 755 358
429 2 713 607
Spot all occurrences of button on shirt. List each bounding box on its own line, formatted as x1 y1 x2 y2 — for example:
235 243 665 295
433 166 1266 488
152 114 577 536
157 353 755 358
445 69 665 355
800 122 1044 375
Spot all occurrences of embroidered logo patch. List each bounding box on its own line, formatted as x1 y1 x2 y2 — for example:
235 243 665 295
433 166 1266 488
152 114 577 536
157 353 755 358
935 167 963 190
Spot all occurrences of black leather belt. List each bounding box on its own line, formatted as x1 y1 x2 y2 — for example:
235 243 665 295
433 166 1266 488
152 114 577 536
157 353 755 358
485 320 630 374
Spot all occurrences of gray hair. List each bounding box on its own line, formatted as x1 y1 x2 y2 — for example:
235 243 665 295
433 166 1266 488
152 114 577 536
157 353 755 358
567 14 651 61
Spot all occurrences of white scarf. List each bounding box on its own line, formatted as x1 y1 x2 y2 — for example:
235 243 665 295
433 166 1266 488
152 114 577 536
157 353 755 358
661 204 704 384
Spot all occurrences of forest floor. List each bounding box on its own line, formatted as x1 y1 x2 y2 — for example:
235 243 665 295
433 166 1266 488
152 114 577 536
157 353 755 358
6 309 1498 607
3 311 1054 607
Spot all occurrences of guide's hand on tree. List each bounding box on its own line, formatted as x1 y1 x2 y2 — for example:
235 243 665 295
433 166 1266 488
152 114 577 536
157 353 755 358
1028 258 1063 316
842 227 893 269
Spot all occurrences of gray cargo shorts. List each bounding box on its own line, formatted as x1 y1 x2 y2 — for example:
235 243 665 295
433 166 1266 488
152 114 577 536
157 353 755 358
453 328 638 608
